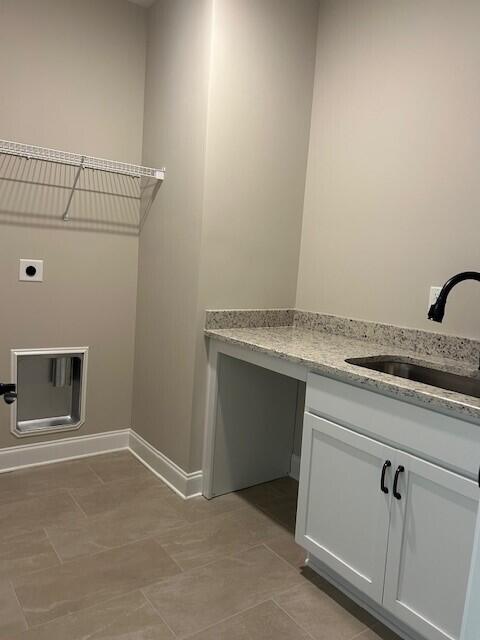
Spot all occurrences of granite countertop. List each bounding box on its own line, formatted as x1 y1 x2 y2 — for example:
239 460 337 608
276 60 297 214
204 311 480 424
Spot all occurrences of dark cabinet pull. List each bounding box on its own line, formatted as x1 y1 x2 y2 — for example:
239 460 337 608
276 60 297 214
393 465 405 500
381 460 392 494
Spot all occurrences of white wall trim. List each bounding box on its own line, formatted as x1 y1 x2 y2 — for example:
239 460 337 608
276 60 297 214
0 427 204 499
0 428 130 474
289 453 301 481
129 430 203 499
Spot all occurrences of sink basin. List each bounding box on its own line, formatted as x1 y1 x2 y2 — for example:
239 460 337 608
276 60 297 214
345 357 480 399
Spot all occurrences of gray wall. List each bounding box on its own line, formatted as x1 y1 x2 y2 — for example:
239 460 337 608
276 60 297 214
191 0 319 470
132 0 212 471
197 0 319 309
133 0 318 472
5 0 475 477
0 0 146 447
297 0 480 339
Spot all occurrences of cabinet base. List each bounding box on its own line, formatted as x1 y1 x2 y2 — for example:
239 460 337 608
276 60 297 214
305 554 423 640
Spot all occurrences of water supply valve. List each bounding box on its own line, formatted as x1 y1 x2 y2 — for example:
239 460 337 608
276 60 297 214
0 383 17 405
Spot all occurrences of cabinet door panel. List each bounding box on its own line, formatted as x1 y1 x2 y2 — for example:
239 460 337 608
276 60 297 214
296 412 395 603
384 453 478 640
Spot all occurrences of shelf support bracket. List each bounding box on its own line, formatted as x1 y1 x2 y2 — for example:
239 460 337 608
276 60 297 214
63 156 85 221
139 177 163 231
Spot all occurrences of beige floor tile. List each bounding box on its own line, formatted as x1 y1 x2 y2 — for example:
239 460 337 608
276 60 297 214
274 580 375 640
236 482 298 531
70 472 170 517
87 451 153 483
157 505 286 570
46 486 190 561
264 531 307 569
354 622 402 640
0 460 102 506
186 600 311 639
0 459 387 640
0 529 60 581
47 487 251 563
0 580 27 636
11 591 174 640
164 491 246 524
262 496 298 531
0 490 85 541
269 477 299 498
236 481 288 510
14 538 181 627
144 545 304 638
300 567 378 617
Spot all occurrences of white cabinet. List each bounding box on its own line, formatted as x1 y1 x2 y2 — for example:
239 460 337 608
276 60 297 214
296 410 479 640
383 452 478 640
296 413 396 603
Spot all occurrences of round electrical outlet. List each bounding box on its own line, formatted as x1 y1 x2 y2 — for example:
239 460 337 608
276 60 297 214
26 265 37 277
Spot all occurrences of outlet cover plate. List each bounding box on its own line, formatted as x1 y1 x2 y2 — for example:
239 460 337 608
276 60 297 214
428 286 442 309
19 259 44 282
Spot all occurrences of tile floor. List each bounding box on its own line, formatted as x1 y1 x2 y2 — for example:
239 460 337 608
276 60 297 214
0 451 402 639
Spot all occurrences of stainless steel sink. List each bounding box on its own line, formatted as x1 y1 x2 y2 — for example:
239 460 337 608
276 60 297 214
345 357 480 399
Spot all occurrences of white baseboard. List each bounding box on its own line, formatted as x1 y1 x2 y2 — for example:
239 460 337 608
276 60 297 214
129 430 203 499
289 453 301 481
0 428 203 500
0 428 130 474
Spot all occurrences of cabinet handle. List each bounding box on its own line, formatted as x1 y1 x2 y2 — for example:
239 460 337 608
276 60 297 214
381 460 392 494
393 465 405 500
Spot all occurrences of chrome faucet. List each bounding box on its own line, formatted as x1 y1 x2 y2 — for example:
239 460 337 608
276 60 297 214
428 271 480 323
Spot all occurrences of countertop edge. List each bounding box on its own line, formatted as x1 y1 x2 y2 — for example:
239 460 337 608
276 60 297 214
204 328 480 426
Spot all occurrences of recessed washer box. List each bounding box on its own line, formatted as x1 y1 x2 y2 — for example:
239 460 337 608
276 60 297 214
11 347 88 437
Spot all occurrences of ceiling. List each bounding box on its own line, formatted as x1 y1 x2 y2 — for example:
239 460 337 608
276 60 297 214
128 0 156 7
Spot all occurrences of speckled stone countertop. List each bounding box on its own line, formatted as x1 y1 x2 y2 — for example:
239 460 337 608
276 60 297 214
205 310 480 424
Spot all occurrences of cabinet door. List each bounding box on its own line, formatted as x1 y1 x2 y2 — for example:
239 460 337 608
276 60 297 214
383 452 479 640
296 412 396 603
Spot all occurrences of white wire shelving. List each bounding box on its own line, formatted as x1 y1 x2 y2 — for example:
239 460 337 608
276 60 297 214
0 139 165 231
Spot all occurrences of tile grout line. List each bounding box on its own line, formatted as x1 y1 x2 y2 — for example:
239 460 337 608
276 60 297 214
259 541 307 577
271 596 318 640
351 629 371 640
139 542 309 638
271 579 374 640
180 543 315 637
141 587 179 638
51 531 184 571
65 487 90 519
180 598 278 639
165 539 298 582
351 621 396 640
8 578 29 632
42 526 64 565
85 461 107 484
10 586 159 635
84 596 152 639
0 530 62 572
7 530 185 587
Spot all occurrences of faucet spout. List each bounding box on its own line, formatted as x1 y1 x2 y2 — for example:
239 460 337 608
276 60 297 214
428 271 480 322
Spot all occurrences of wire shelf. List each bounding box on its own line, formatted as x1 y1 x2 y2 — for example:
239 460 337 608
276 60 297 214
0 139 165 230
